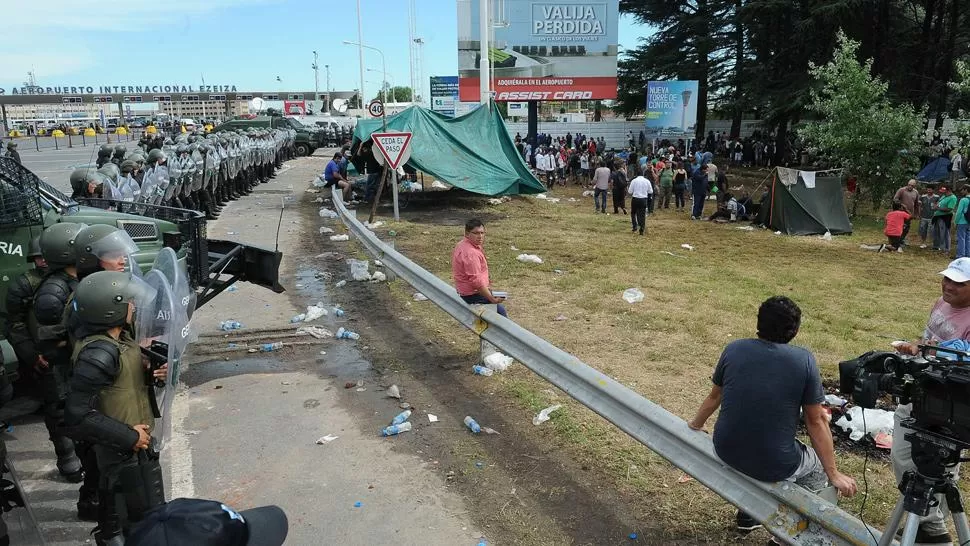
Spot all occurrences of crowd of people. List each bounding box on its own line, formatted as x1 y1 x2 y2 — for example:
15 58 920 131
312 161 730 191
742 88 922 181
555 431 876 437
514 133 757 233
883 173 970 257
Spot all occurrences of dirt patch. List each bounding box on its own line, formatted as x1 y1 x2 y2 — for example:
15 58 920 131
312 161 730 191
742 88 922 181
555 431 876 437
296 195 684 545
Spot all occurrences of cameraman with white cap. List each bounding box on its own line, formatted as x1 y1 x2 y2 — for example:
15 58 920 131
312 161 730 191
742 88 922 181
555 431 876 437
893 257 970 545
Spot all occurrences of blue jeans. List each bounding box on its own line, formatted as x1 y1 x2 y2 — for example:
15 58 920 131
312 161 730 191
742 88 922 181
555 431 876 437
461 294 508 317
958 224 970 258
933 216 952 252
593 188 608 212
691 193 706 218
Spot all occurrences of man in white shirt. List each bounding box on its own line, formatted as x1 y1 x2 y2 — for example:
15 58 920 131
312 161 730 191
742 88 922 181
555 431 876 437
534 149 547 187
628 173 653 235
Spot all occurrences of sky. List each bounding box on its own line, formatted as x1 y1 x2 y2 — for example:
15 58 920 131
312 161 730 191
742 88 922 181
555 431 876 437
0 0 649 103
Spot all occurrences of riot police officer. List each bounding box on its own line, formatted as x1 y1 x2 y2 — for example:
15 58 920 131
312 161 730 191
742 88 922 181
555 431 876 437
5 142 20 165
96 144 113 168
3 236 45 402
111 145 126 167
64 271 167 545
31 223 86 485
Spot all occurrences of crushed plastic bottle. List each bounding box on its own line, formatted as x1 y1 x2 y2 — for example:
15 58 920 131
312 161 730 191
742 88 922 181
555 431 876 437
391 409 412 425
336 327 360 340
219 320 242 331
259 342 284 352
380 422 412 437
464 416 482 433
335 280 347 288
290 314 306 323
472 365 494 376
332 307 345 317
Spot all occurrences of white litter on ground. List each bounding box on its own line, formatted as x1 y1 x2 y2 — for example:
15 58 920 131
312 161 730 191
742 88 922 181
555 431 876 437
622 288 645 303
516 254 543 264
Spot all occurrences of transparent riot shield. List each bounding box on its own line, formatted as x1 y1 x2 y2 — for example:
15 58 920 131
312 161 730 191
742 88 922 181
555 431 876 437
138 270 190 451
152 164 171 205
164 158 182 203
102 178 123 200
138 168 158 204
151 247 197 323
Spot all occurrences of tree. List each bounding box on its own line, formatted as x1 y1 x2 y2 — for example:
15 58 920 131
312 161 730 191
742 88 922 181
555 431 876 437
800 32 925 212
375 86 414 103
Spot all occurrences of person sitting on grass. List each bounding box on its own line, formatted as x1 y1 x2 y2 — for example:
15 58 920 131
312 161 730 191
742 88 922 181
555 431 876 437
881 201 911 253
689 296 857 540
707 192 740 223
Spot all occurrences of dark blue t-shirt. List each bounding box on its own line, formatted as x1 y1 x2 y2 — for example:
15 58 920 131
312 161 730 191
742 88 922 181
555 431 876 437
712 338 824 482
324 160 340 181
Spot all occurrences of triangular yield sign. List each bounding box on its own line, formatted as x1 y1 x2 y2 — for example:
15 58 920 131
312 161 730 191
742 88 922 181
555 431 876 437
371 132 413 170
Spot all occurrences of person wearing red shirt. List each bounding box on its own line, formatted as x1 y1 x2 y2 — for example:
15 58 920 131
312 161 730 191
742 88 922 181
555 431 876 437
451 219 507 317
882 202 911 252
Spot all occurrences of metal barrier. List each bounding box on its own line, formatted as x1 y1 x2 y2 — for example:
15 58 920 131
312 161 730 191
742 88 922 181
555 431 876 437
330 192 886 546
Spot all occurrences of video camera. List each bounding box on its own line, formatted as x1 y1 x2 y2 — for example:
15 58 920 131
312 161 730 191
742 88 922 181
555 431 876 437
838 345 970 445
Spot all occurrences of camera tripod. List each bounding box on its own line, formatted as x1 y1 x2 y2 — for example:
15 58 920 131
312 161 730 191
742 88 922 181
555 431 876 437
879 426 970 546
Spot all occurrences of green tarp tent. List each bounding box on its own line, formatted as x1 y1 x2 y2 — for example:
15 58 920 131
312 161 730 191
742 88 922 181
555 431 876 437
352 103 545 196
756 168 853 235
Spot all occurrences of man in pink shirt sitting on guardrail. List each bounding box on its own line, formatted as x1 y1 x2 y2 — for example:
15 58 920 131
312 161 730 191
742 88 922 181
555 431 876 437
451 218 507 317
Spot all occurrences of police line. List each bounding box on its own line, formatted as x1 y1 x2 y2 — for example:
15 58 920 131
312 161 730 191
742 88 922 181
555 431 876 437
330 192 885 546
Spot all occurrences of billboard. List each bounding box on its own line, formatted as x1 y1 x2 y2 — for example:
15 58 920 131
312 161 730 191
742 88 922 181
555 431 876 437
644 80 699 138
283 100 307 116
457 0 619 102
430 76 459 117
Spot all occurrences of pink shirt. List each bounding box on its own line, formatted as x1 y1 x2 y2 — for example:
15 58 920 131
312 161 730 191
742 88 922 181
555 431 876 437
452 238 489 296
923 297 970 344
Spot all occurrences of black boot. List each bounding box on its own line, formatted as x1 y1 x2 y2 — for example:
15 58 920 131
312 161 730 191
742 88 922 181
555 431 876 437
76 442 100 521
93 487 124 546
46 414 82 483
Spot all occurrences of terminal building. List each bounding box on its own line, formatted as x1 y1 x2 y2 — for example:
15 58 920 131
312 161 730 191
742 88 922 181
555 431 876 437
0 86 358 131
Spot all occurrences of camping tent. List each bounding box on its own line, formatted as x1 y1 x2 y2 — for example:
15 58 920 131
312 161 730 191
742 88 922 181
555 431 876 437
756 167 852 235
917 157 952 184
352 103 545 196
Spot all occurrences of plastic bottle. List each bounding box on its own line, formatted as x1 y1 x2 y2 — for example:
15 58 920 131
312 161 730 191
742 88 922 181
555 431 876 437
290 313 306 323
464 416 481 434
335 280 347 288
380 422 412 437
219 320 242 331
332 307 346 317
336 327 360 340
391 409 412 425
472 365 494 377
259 342 284 352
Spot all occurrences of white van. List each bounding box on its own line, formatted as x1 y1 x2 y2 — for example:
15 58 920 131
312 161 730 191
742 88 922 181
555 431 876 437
180 118 197 129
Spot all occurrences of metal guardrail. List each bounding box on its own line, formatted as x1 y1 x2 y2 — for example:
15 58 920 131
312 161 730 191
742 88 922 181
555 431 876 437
331 193 887 546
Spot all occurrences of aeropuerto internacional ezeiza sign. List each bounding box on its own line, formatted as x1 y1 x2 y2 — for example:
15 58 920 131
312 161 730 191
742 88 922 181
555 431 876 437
0 84 239 96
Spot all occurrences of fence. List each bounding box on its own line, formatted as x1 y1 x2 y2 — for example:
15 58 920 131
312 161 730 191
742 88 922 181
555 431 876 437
330 192 887 546
2 129 146 152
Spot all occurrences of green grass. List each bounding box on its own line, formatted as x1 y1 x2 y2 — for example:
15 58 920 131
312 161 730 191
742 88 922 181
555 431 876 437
373 179 957 540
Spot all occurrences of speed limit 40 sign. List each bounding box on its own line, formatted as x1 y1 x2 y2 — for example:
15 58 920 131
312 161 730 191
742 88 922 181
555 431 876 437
371 132 413 170
368 100 384 118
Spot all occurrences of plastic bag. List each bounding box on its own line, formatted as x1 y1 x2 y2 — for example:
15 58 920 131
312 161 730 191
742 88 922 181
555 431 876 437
484 352 514 372
296 326 333 339
516 254 543 264
533 404 562 425
834 406 895 442
304 303 328 322
319 208 338 219
370 271 387 282
319 226 335 234
329 234 349 242
622 288 645 304
348 259 371 281
413 292 428 301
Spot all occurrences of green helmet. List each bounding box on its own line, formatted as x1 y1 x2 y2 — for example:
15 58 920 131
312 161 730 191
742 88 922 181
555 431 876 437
98 162 120 180
74 271 156 329
148 149 166 164
129 152 146 167
120 159 137 174
113 144 126 156
27 235 42 259
7 141 16 149
98 144 112 156
75 225 138 271
40 222 85 268
70 168 93 187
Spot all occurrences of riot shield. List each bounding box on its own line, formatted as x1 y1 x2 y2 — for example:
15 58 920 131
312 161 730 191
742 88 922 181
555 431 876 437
138 270 190 451
152 165 171 205
151 247 196 323
138 167 157 204
164 158 182 203
102 178 123 200
190 150 204 192
118 175 140 202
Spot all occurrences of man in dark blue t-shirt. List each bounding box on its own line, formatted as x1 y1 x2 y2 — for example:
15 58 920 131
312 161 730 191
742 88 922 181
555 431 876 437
689 296 857 535
323 152 351 201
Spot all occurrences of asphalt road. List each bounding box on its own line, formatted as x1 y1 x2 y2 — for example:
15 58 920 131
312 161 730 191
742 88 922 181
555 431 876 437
3 153 484 545
13 137 142 195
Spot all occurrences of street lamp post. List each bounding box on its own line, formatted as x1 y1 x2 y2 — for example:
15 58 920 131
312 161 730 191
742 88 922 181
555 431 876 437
367 68 396 103
343 40 387 130
325 64 332 113
312 51 320 112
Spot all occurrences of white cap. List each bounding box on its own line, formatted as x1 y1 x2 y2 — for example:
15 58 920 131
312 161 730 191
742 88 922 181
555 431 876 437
940 257 970 282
